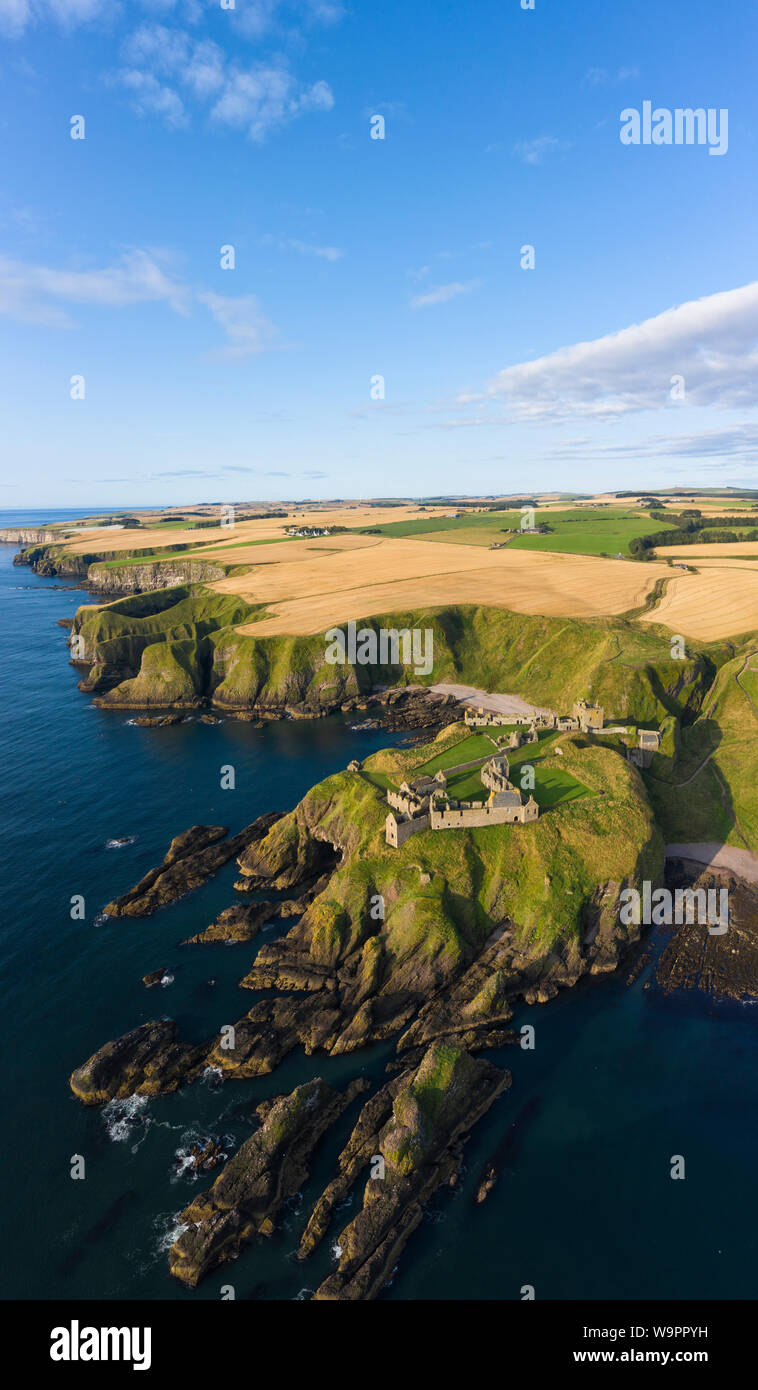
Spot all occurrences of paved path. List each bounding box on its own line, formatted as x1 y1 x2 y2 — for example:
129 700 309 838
665 842 758 885
430 683 554 720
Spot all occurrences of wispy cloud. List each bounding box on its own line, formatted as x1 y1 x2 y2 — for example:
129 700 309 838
583 65 640 87
549 424 758 465
0 0 103 38
0 249 282 358
480 282 758 421
113 19 335 140
197 291 279 357
263 235 343 261
513 135 571 165
0 249 190 325
411 279 480 309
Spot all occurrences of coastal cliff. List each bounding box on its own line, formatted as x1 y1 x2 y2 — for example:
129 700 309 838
69 722 663 1294
66 583 724 724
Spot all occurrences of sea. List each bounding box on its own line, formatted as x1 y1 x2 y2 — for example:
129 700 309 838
1 509 757 1301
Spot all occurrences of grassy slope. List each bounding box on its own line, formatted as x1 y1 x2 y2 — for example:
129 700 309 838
72 589 736 723
258 726 662 967
644 643 758 852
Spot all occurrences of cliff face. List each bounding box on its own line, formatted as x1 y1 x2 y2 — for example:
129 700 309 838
14 544 92 577
69 584 363 708
65 585 728 720
86 560 227 594
0 528 59 545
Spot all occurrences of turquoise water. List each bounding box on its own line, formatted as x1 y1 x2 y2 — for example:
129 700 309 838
2 517 757 1301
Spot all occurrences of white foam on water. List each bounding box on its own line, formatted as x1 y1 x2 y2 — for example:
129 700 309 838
102 1093 149 1143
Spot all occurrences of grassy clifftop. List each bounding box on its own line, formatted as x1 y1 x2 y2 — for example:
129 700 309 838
69 586 734 721
239 722 663 984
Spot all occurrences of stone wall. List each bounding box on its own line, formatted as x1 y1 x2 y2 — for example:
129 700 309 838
386 811 430 846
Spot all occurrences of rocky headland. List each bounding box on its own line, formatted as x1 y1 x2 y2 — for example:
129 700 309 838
69 719 669 1295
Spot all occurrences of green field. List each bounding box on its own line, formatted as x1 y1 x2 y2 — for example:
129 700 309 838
506 509 666 556
345 506 672 558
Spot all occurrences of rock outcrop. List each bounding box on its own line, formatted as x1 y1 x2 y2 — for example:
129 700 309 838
104 814 282 918
300 1043 509 1299
169 1076 369 1286
69 1020 208 1105
654 862 758 1001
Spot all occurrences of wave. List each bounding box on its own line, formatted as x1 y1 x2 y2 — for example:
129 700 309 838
101 1093 150 1145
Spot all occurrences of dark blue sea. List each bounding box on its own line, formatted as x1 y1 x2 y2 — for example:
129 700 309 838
2 511 757 1301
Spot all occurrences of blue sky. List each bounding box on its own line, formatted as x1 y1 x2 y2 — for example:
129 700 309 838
0 0 756 507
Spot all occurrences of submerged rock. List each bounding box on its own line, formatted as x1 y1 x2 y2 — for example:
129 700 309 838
142 966 168 987
654 864 758 1001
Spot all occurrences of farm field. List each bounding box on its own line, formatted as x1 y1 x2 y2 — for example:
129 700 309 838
656 540 758 558
339 505 668 557
55 503 452 556
641 562 758 641
217 536 670 636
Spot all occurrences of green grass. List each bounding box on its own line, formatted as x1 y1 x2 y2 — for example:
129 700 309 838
344 506 673 557
414 731 498 774
532 766 590 808
506 508 668 556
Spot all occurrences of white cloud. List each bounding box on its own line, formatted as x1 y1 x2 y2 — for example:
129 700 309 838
0 0 103 36
0 249 190 324
115 23 334 140
0 250 282 358
210 67 333 141
584 65 640 87
513 135 571 165
550 423 758 465
197 291 279 357
117 70 188 128
483 282 758 421
282 238 342 260
411 280 480 309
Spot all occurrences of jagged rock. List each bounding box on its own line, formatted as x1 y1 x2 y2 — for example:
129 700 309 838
69 1020 208 1105
131 714 184 727
104 813 282 917
188 1139 225 1172
182 902 277 945
301 1043 510 1299
168 1076 369 1286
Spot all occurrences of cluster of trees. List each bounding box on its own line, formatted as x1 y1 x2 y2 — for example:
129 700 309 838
629 510 758 556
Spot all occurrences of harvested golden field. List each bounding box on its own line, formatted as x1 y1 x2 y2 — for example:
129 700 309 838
211 536 669 636
657 540 758 558
60 503 450 556
640 563 758 641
